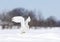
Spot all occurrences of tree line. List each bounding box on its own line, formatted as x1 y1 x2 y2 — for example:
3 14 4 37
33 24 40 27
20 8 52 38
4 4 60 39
0 8 60 29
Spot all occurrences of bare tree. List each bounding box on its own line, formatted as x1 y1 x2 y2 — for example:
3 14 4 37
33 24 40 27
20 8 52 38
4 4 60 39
46 16 56 27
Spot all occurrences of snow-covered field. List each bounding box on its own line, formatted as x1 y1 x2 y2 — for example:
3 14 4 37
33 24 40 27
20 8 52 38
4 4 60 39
0 27 60 42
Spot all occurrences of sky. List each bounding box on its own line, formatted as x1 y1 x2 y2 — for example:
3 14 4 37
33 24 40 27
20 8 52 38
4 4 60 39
0 0 60 20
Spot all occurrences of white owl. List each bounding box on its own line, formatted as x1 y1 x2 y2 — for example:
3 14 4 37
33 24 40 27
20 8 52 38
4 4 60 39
12 16 31 33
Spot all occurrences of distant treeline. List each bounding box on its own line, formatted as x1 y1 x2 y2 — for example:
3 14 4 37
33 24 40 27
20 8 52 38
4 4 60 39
0 7 60 28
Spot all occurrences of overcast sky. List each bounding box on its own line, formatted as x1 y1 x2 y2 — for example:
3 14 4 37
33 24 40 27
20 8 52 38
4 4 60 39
0 0 60 20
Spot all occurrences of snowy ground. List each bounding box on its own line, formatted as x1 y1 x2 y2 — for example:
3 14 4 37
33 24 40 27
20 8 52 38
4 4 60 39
0 27 60 42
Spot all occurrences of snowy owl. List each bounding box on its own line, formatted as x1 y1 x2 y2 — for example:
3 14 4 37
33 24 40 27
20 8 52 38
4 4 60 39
12 16 31 33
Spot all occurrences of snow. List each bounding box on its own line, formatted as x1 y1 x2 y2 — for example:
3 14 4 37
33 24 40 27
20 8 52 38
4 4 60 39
0 27 60 42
